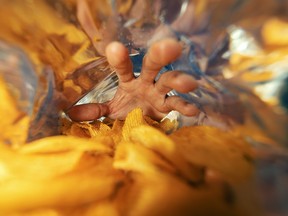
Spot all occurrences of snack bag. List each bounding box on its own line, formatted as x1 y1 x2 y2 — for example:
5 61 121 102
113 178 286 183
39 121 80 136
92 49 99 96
0 0 287 215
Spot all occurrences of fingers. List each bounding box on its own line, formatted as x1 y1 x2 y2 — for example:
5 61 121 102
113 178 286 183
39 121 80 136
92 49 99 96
66 103 109 122
155 71 198 95
140 38 182 83
164 96 199 117
105 42 134 83
76 0 104 55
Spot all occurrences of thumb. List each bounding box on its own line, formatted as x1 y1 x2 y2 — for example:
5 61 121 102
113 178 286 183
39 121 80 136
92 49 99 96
66 103 109 122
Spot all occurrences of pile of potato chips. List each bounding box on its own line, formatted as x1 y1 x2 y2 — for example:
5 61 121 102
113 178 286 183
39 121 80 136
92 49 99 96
0 73 262 216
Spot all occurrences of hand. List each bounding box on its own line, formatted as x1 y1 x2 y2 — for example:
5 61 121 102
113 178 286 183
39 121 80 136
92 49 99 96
67 38 198 122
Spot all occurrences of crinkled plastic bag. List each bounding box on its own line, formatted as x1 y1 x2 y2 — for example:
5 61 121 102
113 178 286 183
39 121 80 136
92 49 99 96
0 0 287 215
71 0 288 146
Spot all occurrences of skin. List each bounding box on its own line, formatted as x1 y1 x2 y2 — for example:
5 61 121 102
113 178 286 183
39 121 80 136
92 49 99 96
68 0 199 122
67 38 199 122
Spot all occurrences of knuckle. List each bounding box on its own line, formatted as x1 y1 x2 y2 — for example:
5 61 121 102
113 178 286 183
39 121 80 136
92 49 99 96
162 71 182 79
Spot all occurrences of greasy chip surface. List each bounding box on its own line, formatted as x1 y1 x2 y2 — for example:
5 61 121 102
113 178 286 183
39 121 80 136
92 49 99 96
0 105 260 216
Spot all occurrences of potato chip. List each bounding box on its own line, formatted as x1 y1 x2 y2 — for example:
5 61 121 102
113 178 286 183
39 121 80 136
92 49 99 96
129 125 175 152
143 115 160 128
229 53 261 71
121 108 148 141
169 126 254 182
0 147 124 213
110 119 124 145
1 114 30 148
0 166 123 213
159 118 178 134
62 120 100 138
76 73 94 91
62 79 83 102
114 141 177 175
19 135 112 155
59 117 73 136
69 121 100 137
112 172 248 216
128 125 204 183
262 17 288 47
83 200 119 216
143 115 178 134
98 122 112 135
1 151 83 181
6 209 60 216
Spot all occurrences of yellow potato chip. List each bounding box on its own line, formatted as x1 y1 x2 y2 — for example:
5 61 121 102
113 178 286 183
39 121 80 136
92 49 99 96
143 115 178 134
62 79 83 102
121 108 147 141
70 122 91 138
59 117 73 136
19 135 112 155
76 73 94 91
113 172 243 216
0 145 124 213
159 118 178 134
1 151 85 181
83 200 119 216
114 141 176 175
143 115 160 128
229 53 264 73
110 119 124 145
169 126 254 182
98 122 112 134
72 121 100 138
62 120 115 145
0 165 123 213
262 17 288 47
129 125 204 183
6 209 60 216
130 125 175 152
1 115 30 148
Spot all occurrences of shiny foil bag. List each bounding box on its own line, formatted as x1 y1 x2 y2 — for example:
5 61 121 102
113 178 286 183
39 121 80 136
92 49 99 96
0 0 287 215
